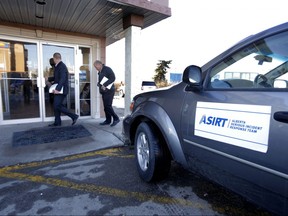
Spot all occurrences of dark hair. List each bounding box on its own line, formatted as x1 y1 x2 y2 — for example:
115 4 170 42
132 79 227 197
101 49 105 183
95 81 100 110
49 58 55 66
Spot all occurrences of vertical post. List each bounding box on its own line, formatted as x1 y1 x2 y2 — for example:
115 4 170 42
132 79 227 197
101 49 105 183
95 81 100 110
123 14 144 116
124 26 142 116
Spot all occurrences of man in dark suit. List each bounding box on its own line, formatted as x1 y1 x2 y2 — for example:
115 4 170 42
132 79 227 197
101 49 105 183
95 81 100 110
94 60 120 127
49 52 79 126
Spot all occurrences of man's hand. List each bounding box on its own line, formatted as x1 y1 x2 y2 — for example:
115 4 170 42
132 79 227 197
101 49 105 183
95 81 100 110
101 86 106 91
53 89 61 94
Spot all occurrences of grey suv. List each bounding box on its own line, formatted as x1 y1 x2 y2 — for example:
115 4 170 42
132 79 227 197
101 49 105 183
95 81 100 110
123 22 288 215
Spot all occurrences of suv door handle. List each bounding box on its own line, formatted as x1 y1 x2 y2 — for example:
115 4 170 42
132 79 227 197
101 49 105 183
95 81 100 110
274 111 288 123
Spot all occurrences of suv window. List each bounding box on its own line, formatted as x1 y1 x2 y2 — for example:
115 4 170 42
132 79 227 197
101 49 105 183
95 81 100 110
208 31 288 89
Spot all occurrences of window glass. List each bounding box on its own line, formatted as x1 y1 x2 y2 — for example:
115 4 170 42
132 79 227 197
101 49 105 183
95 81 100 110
208 31 288 89
0 40 40 120
79 47 91 116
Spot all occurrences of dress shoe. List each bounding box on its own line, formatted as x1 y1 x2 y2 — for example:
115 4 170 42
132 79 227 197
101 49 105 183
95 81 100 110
99 121 111 125
72 115 79 125
110 119 120 127
48 123 61 127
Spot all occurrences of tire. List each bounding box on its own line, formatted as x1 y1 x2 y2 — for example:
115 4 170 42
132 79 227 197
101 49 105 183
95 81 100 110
135 122 171 182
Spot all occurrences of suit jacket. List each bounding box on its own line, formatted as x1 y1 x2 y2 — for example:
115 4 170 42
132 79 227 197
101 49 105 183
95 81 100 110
52 61 69 95
98 65 115 94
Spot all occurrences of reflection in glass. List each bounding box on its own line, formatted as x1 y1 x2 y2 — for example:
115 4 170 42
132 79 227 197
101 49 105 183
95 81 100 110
79 47 91 116
0 40 40 120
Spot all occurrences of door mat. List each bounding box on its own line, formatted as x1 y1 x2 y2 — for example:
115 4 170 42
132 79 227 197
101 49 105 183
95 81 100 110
12 125 92 147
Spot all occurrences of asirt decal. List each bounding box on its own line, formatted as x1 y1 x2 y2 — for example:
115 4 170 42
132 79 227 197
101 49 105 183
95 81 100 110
194 102 271 153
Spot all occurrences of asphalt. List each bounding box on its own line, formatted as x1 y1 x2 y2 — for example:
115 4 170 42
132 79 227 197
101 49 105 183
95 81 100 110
0 100 125 167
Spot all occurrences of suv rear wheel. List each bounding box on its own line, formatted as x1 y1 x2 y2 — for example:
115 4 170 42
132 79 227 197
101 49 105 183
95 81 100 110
135 122 171 182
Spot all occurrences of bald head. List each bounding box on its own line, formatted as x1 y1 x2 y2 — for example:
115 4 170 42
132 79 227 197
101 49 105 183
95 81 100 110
53 52 62 64
94 60 103 71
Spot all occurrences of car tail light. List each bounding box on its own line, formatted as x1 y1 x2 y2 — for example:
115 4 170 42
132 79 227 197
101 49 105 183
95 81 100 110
129 101 135 112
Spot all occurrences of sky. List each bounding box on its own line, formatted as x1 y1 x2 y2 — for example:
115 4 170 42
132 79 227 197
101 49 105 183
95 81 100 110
106 0 288 82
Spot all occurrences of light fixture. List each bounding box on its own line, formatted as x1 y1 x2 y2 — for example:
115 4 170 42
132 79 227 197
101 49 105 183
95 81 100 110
35 0 46 19
107 0 130 6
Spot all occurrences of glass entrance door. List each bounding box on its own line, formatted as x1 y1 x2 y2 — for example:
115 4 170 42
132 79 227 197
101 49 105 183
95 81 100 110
42 44 76 119
0 40 40 121
0 40 82 124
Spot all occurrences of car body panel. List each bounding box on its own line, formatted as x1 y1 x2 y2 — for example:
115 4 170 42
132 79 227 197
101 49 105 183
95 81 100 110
181 90 288 214
123 84 188 167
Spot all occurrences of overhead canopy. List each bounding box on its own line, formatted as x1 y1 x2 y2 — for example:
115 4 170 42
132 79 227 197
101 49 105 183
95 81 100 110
0 0 171 45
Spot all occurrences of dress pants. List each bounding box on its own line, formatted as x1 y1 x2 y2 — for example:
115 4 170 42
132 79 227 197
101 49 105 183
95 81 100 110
102 90 119 123
53 94 78 125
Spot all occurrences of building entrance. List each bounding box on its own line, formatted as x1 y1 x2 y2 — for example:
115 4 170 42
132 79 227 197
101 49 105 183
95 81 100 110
0 38 91 125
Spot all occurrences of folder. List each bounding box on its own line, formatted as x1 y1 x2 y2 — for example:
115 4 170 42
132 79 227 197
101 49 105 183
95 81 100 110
100 76 113 89
49 83 63 94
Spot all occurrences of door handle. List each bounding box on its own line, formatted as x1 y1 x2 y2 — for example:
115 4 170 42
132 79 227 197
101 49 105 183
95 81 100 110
274 111 288 123
37 77 40 88
42 77 46 87
36 77 46 88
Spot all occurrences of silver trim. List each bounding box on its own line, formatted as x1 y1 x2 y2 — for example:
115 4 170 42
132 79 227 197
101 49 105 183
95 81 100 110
184 139 288 180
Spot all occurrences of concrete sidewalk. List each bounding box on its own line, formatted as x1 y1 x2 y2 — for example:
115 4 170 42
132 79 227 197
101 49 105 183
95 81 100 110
0 114 125 167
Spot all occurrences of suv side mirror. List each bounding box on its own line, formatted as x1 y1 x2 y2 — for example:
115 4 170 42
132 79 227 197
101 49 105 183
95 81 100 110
182 65 202 90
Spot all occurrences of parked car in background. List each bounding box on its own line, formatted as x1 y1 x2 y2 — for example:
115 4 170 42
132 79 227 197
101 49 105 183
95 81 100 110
141 81 157 91
122 22 288 215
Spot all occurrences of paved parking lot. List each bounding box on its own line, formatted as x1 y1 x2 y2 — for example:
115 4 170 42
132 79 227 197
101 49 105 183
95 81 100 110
0 146 271 215
0 98 272 215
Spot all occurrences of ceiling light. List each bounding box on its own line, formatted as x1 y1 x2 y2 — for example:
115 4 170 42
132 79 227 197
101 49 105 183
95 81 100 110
35 0 46 19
